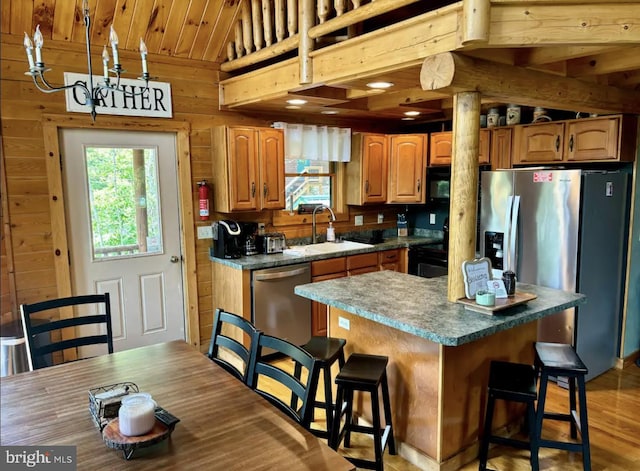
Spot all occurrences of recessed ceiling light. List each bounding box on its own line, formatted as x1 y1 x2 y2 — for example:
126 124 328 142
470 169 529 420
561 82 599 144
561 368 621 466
404 111 421 117
401 117 415 121
286 99 307 105
321 110 339 115
285 105 301 110
366 81 394 89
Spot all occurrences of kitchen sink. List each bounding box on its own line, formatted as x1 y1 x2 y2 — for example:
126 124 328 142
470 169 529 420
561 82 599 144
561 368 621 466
285 240 373 256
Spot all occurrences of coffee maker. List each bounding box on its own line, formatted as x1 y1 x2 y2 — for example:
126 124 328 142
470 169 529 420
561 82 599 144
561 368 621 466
212 220 243 259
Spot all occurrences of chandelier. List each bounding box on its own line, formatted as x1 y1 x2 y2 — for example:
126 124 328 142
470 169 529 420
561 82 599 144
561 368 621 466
23 0 152 121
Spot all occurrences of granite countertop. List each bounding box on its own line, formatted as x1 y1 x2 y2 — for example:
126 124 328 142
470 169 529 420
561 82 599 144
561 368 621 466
294 271 586 347
209 236 440 270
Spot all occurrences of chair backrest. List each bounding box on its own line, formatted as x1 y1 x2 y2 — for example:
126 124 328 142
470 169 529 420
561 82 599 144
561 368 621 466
207 308 260 383
20 293 113 371
247 333 319 427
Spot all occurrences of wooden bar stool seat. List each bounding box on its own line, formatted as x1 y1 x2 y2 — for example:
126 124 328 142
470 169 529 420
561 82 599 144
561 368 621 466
535 342 591 471
292 336 346 440
478 360 539 471
329 353 396 471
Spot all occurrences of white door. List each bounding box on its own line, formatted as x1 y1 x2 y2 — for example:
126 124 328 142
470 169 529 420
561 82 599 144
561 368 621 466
60 129 185 351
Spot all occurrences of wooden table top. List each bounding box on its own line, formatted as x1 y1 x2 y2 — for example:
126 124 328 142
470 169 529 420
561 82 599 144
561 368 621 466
0 340 354 470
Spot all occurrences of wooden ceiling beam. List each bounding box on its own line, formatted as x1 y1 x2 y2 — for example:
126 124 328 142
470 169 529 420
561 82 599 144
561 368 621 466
366 88 449 111
420 52 640 114
515 46 624 66
566 46 640 77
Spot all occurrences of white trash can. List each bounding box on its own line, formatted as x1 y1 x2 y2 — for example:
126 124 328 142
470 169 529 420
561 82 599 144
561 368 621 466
0 319 29 376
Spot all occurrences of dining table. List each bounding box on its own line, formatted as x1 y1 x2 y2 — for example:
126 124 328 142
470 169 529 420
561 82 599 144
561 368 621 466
0 340 355 470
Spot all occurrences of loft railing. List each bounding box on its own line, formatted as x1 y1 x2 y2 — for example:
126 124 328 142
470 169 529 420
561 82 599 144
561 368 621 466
221 0 424 82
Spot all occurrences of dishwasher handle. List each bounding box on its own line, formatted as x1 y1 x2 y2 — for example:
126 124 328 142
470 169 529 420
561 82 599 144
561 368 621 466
254 266 309 281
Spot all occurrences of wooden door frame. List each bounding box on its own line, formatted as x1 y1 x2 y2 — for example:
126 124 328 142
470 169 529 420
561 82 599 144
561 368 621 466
41 114 200 349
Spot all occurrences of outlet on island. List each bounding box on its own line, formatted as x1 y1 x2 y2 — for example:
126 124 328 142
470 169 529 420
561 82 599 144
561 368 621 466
338 316 350 330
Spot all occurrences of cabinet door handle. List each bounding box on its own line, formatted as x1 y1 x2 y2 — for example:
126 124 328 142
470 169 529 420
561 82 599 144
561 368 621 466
555 136 560 152
569 135 574 152
251 182 256 197
417 178 421 192
365 180 369 194
263 183 268 197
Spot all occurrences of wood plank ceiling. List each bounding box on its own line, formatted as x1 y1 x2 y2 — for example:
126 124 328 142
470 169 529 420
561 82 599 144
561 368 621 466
3 0 640 123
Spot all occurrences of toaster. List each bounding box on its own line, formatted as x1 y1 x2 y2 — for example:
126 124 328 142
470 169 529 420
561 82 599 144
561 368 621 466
263 233 286 254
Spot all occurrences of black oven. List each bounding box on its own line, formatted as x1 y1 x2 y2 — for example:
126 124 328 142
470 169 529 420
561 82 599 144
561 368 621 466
408 243 448 278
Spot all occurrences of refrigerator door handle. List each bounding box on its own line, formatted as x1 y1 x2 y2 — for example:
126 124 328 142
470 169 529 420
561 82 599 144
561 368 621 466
503 196 513 271
508 195 521 272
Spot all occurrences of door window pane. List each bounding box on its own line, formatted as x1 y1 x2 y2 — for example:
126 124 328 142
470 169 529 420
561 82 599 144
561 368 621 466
84 146 162 260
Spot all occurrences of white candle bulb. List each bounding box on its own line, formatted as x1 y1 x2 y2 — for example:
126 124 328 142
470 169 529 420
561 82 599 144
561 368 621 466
139 38 148 75
33 25 43 64
102 46 110 79
109 25 120 66
24 33 35 68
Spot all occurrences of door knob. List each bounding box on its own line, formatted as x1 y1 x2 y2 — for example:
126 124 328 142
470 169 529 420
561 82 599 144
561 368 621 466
170 256 181 263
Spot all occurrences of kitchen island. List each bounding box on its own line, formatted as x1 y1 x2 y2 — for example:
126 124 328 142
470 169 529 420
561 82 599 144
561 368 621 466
294 271 586 471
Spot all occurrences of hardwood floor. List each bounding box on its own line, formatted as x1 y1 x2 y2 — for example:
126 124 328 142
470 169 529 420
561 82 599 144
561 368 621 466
265 359 640 470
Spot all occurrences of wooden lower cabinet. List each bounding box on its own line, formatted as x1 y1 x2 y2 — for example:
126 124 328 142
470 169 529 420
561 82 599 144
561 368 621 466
310 249 407 336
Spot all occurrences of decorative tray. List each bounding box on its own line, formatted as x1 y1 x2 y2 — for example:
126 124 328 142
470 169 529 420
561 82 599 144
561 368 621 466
103 418 173 460
457 291 537 315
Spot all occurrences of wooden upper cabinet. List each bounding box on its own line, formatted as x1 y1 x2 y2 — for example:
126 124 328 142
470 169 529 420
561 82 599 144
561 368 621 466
388 134 426 204
429 132 452 166
346 133 388 205
258 128 286 209
429 130 490 166
513 122 564 164
565 115 620 162
490 128 513 169
212 126 285 212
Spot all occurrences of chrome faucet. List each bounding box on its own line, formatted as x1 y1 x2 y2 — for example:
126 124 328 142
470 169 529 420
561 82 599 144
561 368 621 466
312 204 336 244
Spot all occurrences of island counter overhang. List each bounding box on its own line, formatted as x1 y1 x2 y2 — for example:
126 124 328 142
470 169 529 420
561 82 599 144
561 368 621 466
294 271 586 470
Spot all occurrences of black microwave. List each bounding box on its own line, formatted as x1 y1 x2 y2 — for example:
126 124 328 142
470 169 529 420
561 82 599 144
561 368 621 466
427 169 450 203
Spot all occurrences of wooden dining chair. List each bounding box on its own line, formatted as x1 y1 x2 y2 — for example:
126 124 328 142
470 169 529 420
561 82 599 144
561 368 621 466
247 333 320 428
20 293 113 371
207 308 260 383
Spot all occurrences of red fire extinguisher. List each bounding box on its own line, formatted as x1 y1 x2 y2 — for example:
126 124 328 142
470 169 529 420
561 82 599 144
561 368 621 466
198 180 210 221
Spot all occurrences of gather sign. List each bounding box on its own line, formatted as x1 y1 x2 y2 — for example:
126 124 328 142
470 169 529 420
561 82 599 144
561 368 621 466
64 72 173 118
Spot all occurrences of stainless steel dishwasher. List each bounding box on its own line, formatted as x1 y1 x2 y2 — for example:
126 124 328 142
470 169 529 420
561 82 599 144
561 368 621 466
252 263 311 349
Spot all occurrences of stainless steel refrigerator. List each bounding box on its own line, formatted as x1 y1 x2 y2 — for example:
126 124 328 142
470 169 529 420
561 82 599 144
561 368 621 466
480 169 630 381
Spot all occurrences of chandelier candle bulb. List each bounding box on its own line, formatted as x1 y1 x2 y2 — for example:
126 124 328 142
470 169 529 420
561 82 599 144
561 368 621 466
33 25 43 64
110 26 120 66
140 39 148 75
101 46 109 79
23 33 35 68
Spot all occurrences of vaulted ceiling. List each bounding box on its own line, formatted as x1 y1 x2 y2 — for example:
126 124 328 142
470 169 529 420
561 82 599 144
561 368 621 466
3 0 640 123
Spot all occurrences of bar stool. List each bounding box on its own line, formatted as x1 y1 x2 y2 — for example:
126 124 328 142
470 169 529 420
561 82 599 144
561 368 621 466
478 360 539 471
534 342 591 471
329 353 396 471
291 336 346 440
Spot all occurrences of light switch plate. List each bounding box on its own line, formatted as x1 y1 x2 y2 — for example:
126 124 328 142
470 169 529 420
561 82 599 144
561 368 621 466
355 215 364 226
338 316 350 330
429 213 436 225
197 225 213 239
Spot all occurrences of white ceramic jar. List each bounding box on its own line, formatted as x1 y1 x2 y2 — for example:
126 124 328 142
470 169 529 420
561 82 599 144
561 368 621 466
487 108 500 128
118 393 157 436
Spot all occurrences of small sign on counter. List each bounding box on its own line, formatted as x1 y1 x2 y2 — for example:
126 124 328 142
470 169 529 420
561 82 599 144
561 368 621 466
461 258 492 299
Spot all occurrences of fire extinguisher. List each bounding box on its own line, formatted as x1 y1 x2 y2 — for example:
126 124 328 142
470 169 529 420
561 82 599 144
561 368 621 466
198 180 210 221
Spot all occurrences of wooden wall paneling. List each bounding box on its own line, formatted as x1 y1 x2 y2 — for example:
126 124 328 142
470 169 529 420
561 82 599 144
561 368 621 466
9 1 33 36
124 0 156 51
159 0 191 55
1 139 18 321
205 0 243 62
50 0 77 42
142 0 173 54
90 0 118 46
190 0 222 60
175 0 210 57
